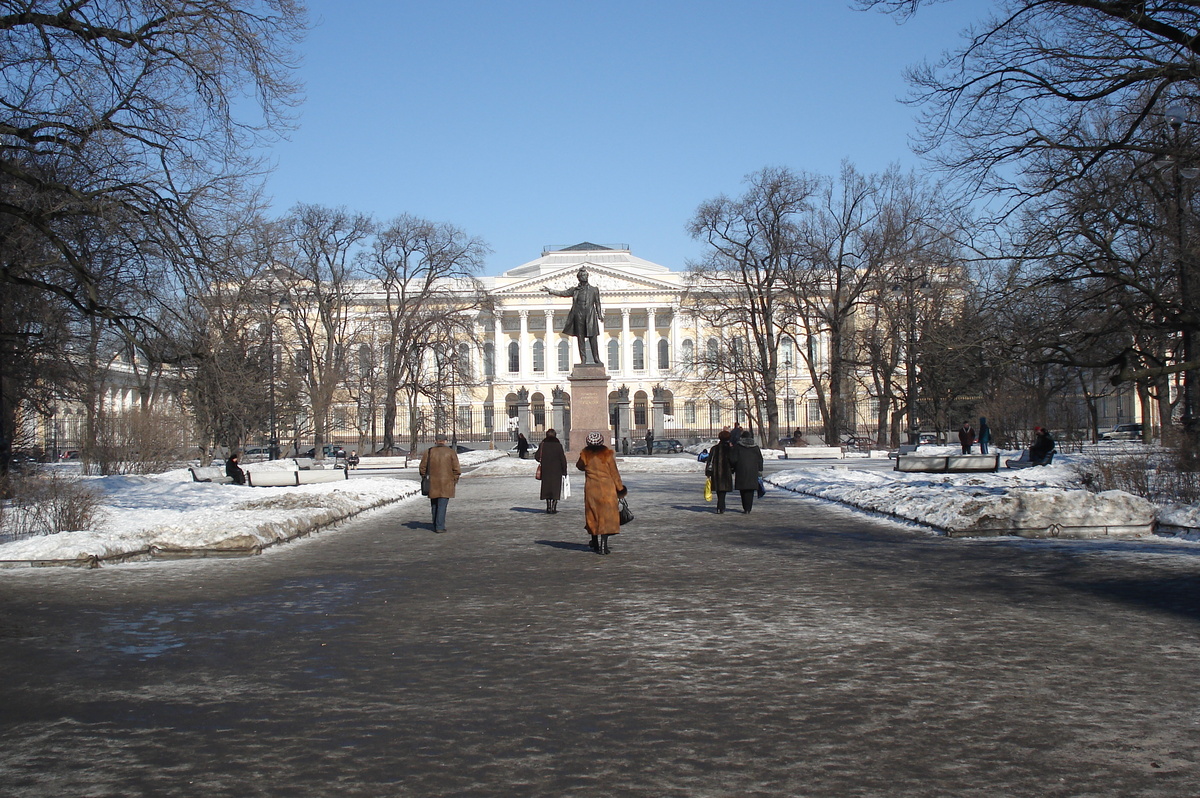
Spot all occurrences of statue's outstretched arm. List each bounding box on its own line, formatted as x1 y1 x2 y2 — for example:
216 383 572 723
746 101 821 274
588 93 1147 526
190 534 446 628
543 286 573 297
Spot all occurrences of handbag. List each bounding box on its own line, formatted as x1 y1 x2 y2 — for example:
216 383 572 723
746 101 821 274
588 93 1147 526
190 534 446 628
757 476 766 498
618 496 633 525
420 473 430 496
704 477 713 502
535 465 542 480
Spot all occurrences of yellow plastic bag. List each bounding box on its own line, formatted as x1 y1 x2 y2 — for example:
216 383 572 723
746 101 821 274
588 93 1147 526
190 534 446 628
704 477 713 502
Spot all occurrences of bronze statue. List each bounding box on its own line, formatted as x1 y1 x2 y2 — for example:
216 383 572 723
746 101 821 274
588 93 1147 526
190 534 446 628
543 267 603 366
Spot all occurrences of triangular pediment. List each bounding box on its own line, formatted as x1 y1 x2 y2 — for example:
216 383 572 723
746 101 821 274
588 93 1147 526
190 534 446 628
493 263 681 296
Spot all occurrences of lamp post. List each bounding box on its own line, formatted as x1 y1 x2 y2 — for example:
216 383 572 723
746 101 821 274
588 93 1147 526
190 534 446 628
892 266 930 447
1160 104 1200 450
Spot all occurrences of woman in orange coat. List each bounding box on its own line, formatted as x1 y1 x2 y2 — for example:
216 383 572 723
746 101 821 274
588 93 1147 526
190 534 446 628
576 431 626 555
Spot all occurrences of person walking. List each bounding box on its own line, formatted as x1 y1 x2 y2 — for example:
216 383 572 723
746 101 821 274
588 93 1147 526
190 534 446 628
731 431 764 514
958 421 976 454
419 433 461 533
516 432 530 459
645 428 654 456
731 422 744 446
225 451 246 485
534 429 568 514
978 418 992 455
576 431 626 555
705 429 735 514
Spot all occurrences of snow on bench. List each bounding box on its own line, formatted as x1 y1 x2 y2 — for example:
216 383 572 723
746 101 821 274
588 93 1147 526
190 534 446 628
246 467 348 487
189 466 233 484
784 446 844 460
895 453 1000 473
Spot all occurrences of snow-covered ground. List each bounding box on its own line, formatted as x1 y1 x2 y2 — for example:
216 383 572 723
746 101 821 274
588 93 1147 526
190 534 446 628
2 444 1196 567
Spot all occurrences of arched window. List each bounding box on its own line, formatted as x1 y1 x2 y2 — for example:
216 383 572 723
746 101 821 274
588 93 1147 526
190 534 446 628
607 339 620 371
457 343 472 381
483 343 495 377
532 339 545 372
507 341 520 373
780 337 795 367
634 390 648 427
681 339 694 371
358 344 372 379
657 339 670 370
632 338 645 370
707 337 719 364
558 340 570 372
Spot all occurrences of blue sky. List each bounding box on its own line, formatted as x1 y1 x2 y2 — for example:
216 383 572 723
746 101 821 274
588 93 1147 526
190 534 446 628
262 0 991 275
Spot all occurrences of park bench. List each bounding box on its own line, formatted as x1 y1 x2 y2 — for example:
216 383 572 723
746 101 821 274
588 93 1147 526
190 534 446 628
1005 450 1056 469
246 467 349 487
784 446 844 460
189 466 233 484
888 444 920 459
895 453 1000 473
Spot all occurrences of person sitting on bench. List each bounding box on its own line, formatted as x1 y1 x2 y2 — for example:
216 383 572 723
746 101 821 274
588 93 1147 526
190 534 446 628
1029 426 1056 465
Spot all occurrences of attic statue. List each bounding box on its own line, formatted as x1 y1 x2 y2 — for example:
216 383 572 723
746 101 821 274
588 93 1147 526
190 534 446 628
543 267 603 366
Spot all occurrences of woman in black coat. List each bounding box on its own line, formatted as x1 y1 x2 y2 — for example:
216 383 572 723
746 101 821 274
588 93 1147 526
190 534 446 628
534 429 569 513
704 429 735 513
730 432 764 514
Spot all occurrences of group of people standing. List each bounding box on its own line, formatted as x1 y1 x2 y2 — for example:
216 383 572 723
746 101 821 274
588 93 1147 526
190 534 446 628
703 429 765 514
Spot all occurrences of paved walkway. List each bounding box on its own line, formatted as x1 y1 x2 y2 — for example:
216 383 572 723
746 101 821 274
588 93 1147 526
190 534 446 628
2 468 1200 796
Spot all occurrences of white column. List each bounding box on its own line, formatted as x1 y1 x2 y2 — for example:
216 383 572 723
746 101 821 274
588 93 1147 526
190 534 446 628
621 307 632 375
544 310 556 373
493 313 504 380
647 308 658 371
518 310 530 379
669 304 681 372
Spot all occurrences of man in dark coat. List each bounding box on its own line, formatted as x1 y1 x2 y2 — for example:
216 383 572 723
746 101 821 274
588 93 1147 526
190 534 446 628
534 429 569 513
542 267 603 366
958 421 976 454
730 432 764 514
645 428 654 456
705 429 735 513
1029 426 1056 465
516 432 530 459
225 452 246 485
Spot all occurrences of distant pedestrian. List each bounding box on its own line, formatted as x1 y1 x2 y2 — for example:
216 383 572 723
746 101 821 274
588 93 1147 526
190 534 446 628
346 450 360 469
731 422 744 446
535 429 568 514
958 421 976 454
705 429 735 514
577 431 627 555
225 451 246 485
731 431 764 514
792 427 803 446
419 433 461 533
645 428 654 456
516 432 530 459
977 418 992 456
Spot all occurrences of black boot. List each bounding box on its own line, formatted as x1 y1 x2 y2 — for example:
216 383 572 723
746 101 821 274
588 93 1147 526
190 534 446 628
546 499 552 514
589 535 600 553
550 499 558 513
600 534 611 555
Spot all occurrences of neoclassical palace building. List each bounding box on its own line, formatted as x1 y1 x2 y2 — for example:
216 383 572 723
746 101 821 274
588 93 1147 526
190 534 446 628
428 242 820 448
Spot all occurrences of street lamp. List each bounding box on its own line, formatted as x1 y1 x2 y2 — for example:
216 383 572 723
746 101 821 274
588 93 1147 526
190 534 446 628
1159 104 1200 448
892 266 931 447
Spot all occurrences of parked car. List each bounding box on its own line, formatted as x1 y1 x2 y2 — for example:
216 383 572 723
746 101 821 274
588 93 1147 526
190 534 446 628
301 444 346 459
509 442 539 457
1100 423 1143 441
59 450 80 460
841 435 876 451
918 432 940 445
630 438 684 455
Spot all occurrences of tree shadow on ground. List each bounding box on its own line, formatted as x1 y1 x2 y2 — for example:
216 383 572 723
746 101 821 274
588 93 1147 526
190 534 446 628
671 504 719 514
534 540 592 552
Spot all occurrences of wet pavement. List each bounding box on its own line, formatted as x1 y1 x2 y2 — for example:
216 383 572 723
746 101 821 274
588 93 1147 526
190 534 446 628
2 467 1200 797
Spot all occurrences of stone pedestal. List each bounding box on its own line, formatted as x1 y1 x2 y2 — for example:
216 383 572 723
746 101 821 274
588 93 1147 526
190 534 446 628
567 363 611 457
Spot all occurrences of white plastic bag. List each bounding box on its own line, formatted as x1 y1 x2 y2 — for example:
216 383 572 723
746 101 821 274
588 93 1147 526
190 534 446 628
562 475 571 498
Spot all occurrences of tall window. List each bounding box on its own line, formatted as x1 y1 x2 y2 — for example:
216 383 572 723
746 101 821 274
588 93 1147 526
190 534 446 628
685 400 697 425
558 340 570 371
607 339 620 371
483 343 495 377
457 343 472 381
781 337 795 367
807 399 821 425
681 339 694 371
709 401 722 427
634 399 647 426
532 340 545 372
358 344 372 379
707 337 719 364
507 341 519 373
632 338 645 370
657 339 670 370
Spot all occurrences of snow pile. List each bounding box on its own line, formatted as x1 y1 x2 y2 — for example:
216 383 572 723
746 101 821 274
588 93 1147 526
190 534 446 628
768 453 1157 538
0 473 420 565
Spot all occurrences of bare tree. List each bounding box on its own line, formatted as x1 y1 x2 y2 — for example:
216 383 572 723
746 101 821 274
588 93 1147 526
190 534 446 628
686 166 819 448
278 204 373 460
360 215 489 454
